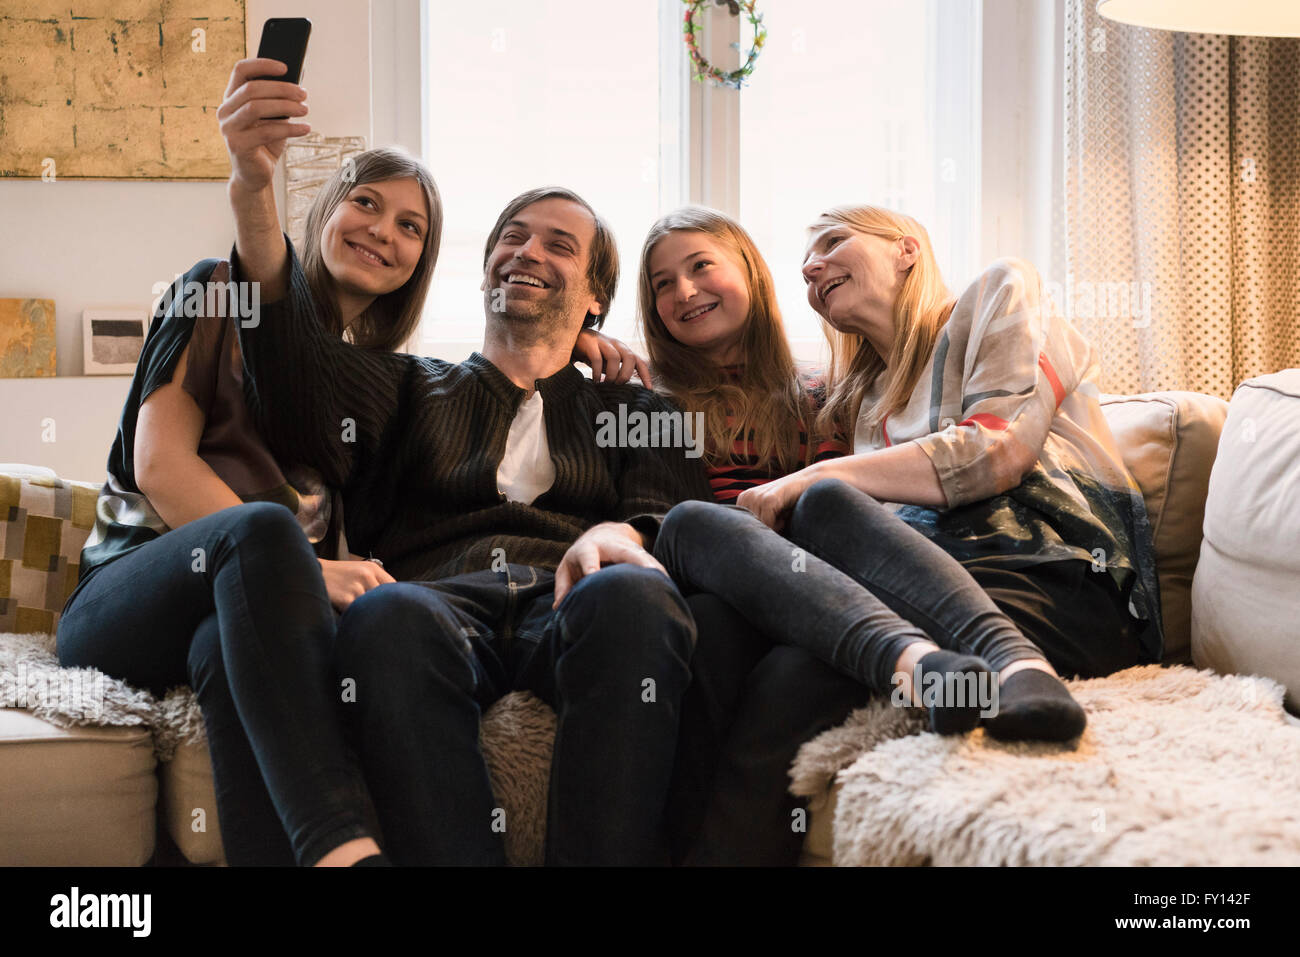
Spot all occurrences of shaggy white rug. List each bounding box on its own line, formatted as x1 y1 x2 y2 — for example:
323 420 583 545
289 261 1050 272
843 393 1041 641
0 631 556 866
790 664 1300 866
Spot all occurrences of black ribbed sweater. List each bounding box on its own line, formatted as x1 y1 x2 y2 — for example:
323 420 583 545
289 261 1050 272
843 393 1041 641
230 238 712 583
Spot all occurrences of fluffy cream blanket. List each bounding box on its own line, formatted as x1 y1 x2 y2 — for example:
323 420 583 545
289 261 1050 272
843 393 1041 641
790 664 1300 865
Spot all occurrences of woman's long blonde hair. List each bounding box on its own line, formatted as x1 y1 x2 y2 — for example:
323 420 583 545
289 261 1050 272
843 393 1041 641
637 207 808 474
814 205 953 440
301 147 443 352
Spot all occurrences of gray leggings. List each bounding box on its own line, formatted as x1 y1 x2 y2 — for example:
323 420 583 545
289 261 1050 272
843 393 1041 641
654 477 1050 695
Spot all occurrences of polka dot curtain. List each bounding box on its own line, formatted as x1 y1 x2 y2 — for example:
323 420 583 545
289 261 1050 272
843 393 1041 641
1062 1 1300 398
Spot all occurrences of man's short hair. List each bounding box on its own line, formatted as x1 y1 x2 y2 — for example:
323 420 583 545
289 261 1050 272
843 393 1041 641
482 186 619 329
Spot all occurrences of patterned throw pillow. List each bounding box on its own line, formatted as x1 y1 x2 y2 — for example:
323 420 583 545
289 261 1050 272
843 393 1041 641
0 473 100 635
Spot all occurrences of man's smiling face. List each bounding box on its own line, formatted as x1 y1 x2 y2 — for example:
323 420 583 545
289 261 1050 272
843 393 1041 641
482 197 603 332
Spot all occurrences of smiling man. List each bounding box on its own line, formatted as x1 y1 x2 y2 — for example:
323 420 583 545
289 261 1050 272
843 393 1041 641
229 183 715 865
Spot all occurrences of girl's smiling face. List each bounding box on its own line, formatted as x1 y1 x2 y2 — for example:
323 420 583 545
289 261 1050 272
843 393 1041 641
321 177 429 299
647 230 751 363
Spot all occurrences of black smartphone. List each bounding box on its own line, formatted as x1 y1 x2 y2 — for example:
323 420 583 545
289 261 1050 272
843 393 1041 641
255 17 311 118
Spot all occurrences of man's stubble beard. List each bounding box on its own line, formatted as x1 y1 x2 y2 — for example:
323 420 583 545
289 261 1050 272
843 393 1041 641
486 285 585 348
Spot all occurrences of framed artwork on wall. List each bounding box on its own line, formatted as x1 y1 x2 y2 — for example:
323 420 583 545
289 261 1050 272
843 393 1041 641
82 309 149 374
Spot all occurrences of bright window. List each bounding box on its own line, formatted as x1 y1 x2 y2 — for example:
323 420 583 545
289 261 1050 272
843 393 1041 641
421 2 670 360
419 0 980 365
738 0 981 363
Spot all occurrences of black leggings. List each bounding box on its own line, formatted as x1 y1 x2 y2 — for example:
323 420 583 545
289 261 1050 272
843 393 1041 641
57 502 371 865
964 560 1147 678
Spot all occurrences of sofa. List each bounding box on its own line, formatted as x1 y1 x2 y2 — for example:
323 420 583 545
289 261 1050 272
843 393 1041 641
2 374 1297 866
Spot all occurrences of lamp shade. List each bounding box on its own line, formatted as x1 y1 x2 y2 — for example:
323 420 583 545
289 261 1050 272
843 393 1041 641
1097 0 1300 36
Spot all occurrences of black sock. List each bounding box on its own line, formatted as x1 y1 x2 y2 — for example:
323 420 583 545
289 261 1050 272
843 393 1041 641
913 650 991 735
983 667 1087 742
350 852 392 867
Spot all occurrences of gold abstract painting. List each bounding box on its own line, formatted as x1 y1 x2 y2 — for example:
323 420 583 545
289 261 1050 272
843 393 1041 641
0 299 57 377
0 0 245 180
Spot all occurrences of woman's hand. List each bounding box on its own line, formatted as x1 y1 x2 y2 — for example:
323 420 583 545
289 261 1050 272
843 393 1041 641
218 58 311 193
573 329 653 386
735 468 821 532
318 558 394 613
220 58 302 298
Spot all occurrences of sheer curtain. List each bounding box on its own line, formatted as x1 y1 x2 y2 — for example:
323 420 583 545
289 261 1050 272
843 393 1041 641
1061 0 1300 398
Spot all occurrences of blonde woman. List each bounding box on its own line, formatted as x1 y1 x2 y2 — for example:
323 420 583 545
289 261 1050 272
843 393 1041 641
742 205 1160 685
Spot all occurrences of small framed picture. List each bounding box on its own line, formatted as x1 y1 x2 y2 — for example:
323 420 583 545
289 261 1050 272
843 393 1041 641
82 310 150 375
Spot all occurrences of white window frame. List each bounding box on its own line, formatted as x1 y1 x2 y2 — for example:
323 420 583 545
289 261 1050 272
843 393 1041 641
678 1 984 289
978 0 1063 278
931 0 984 290
683 1 741 215
658 0 692 213
372 0 427 353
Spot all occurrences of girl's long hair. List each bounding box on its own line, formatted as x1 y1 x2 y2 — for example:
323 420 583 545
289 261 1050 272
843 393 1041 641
637 206 808 474
300 146 443 351
813 205 953 440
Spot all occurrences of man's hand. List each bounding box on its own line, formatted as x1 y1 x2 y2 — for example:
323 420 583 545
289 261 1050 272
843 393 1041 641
552 522 667 607
218 58 311 194
318 557 395 613
573 329 653 386
735 468 820 532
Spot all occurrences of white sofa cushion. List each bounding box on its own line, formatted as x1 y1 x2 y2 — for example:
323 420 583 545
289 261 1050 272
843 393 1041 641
1192 371 1300 711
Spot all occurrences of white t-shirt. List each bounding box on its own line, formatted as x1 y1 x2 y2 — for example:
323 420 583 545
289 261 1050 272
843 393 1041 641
496 390 556 505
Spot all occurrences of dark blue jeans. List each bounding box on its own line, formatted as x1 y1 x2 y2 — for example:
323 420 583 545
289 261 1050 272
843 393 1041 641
331 562 696 866
57 503 371 866
655 479 1047 694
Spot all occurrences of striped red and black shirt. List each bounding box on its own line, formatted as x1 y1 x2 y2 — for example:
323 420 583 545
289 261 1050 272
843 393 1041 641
705 366 849 503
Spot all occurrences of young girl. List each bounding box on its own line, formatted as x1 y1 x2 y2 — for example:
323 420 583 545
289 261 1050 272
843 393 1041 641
58 58 642 867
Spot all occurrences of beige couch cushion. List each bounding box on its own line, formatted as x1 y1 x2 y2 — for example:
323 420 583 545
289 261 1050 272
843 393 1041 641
1192 371 1300 712
1100 392 1228 663
798 786 836 866
0 707 156 865
160 740 226 865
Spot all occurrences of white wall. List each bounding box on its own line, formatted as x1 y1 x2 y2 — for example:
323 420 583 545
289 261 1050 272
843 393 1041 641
0 0 375 479
0 377 131 482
